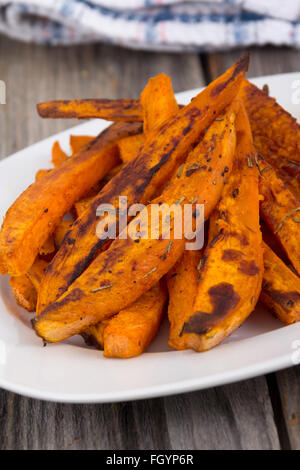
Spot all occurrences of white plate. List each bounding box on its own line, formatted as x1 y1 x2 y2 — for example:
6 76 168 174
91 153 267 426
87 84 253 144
0 73 300 403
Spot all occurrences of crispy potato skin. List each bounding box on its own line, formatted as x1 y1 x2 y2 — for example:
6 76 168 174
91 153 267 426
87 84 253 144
103 282 167 358
241 80 300 198
167 250 202 350
0 122 141 276
37 56 248 316
140 74 179 135
9 275 37 312
69 135 94 154
33 103 238 342
258 157 300 276
176 104 263 352
261 242 300 325
37 99 143 121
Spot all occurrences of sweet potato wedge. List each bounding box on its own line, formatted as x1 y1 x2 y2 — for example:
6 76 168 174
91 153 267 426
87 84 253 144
140 74 179 135
37 99 142 121
26 258 49 291
103 281 167 358
39 235 56 256
241 80 300 198
70 135 94 155
174 103 263 352
9 275 37 312
258 156 300 276
260 242 300 325
54 220 73 249
82 320 110 350
167 250 202 350
0 122 141 276
52 141 68 167
118 134 145 163
37 55 248 316
34 100 238 342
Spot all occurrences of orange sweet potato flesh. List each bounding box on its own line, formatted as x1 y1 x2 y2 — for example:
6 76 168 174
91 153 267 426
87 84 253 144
117 75 178 162
260 242 300 325
36 56 248 316
140 74 179 135
34 100 238 342
0 122 141 276
258 156 300 276
175 104 263 352
27 258 49 290
39 235 56 256
70 135 94 154
241 80 300 199
52 141 68 167
118 134 145 163
54 220 73 249
167 250 202 350
9 275 37 312
35 169 52 181
37 99 142 121
103 281 167 358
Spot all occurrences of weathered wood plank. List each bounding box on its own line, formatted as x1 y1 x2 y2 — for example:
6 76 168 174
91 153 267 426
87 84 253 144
274 367 300 450
164 378 280 450
205 46 300 450
0 37 204 158
206 46 300 80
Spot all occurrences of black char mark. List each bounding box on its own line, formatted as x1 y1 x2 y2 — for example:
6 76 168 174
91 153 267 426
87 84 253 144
262 282 300 313
182 282 240 335
238 260 259 276
210 53 249 98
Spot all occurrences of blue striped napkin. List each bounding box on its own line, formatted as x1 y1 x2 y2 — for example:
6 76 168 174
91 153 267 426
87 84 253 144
1 0 300 51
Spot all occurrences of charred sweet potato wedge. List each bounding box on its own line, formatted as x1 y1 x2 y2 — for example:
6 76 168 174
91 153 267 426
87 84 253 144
261 242 300 325
37 99 143 122
9 275 37 312
82 320 110 350
103 281 167 358
0 122 141 276
241 80 300 198
258 156 300 276
167 250 202 350
33 101 238 342
174 103 263 352
36 56 248 316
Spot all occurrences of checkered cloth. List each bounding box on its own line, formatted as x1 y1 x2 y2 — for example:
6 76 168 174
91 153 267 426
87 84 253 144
1 0 300 51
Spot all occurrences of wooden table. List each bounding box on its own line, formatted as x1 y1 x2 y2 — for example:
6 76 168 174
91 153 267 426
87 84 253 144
0 36 299 450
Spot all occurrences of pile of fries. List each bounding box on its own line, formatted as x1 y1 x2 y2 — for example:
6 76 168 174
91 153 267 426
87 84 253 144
0 54 299 358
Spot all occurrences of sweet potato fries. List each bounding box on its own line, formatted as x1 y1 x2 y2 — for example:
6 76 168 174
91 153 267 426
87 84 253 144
1 53 300 359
